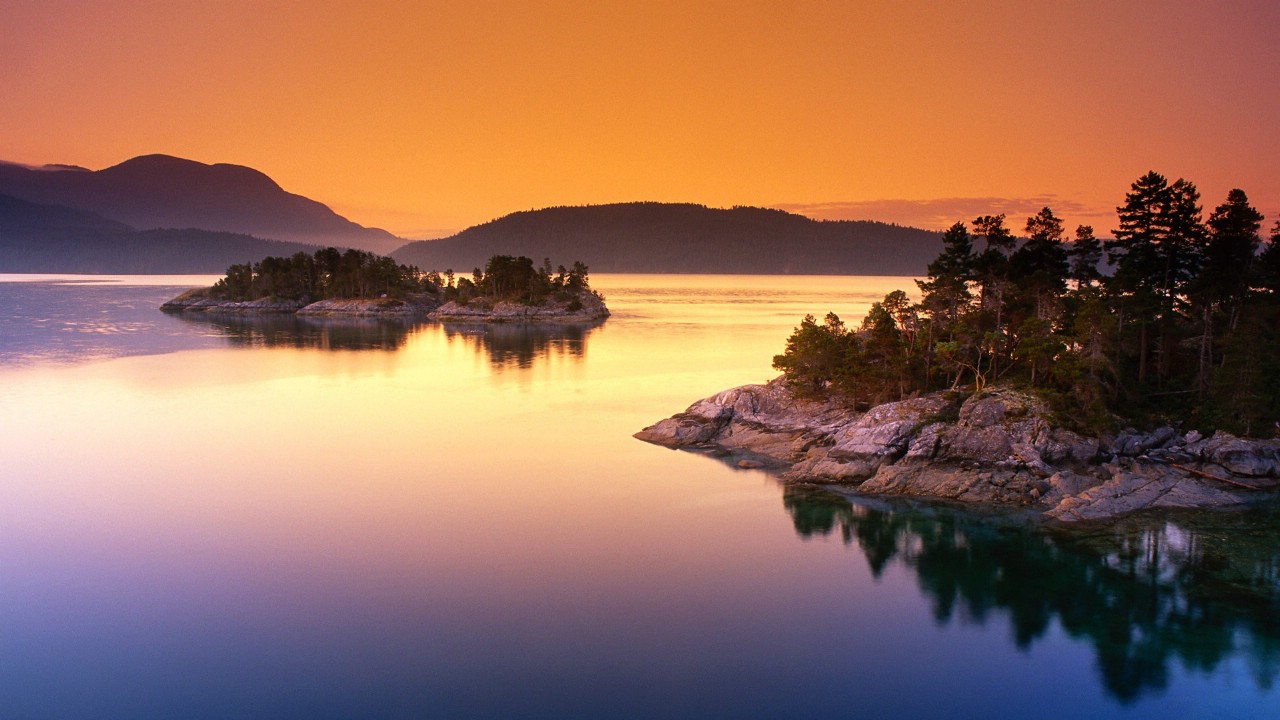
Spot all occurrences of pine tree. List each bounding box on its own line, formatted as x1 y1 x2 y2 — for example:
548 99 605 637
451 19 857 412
773 313 851 396
1106 171 1204 384
916 222 974 384
1011 207 1070 321
1197 189 1263 325
1187 189 1264 395
916 221 974 335
1068 225 1103 288
971 214 1013 318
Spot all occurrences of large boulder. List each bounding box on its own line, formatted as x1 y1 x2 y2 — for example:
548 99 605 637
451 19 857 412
1197 432 1280 478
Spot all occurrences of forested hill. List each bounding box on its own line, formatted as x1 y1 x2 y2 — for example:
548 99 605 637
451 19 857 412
0 155 402 254
0 193 318 273
392 203 941 275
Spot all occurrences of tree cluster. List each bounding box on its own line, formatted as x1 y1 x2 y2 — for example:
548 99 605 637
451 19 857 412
443 255 591 306
774 172 1280 436
211 247 435 302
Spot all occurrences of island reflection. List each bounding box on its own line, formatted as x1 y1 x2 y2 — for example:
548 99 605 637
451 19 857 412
440 321 601 369
170 313 420 351
783 486 1280 703
168 313 603 368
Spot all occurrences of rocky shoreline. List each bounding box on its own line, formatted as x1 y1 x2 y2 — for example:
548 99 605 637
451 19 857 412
161 287 609 322
160 288 440 316
429 290 609 323
636 379 1280 522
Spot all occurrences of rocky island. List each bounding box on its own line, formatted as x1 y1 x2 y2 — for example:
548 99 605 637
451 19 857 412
161 248 608 322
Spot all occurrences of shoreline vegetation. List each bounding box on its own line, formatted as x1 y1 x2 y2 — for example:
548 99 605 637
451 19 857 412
160 248 609 322
640 172 1280 521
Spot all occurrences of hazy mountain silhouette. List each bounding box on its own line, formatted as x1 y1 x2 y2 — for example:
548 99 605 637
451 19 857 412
392 203 941 275
0 154 401 253
0 193 318 273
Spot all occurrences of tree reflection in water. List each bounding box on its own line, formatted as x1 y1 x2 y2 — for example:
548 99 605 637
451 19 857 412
168 314 603 366
783 486 1280 703
440 321 601 369
170 313 419 350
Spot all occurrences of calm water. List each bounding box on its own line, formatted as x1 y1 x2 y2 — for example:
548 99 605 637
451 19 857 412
1 273 1277 719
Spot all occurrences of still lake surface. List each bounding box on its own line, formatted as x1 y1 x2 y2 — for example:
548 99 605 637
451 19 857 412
1 273 1277 719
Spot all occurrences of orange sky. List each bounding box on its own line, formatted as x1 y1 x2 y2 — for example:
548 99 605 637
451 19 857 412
3 0 1277 239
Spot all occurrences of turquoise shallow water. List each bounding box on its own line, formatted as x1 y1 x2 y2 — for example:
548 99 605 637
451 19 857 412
0 274 1276 719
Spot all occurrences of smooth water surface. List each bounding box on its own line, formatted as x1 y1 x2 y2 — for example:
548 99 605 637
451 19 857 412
1 274 1277 719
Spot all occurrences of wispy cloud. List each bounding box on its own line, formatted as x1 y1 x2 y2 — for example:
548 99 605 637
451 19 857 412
774 196 1116 232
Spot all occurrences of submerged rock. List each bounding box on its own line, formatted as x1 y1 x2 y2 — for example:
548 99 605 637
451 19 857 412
636 378 1280 522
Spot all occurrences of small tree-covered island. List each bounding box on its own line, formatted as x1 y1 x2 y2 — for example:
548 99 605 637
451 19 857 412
161 248 609 322
639 172 1280 521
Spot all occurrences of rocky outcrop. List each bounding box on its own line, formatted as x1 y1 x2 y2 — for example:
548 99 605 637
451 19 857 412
296 297 435 316
429 289 609 323
160 289 306 313
160 288 441 316
636 378 1280 522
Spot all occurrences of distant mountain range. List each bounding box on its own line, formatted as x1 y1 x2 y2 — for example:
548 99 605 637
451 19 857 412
0 154 401 259
2 154 944 276
393 203 941 275
0 193 317 273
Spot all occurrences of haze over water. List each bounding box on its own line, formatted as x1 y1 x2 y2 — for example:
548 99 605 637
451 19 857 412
1 274 1277 719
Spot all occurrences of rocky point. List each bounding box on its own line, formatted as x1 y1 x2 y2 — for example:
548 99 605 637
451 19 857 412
635 379 1280 522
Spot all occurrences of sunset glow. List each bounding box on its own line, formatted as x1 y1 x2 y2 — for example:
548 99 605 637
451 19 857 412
4 1 1278 237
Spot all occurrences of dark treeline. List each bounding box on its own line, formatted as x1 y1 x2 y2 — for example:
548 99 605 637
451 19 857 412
774 172 1280 436
212 247 436 301
209 248 594 308
392 202 942 275
443 254 592 306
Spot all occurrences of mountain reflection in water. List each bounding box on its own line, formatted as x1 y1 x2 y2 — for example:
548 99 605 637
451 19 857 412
783 486 1280 703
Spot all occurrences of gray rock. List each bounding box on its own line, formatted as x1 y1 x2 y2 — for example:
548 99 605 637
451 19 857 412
1108 426 1179 456
1035 428 1100 465
937 425 1013 463
904 423 947 460
1044 460 1248 521
1200 432 1280 478
160 290 306 314
636 380 1280 522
